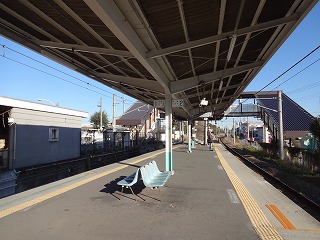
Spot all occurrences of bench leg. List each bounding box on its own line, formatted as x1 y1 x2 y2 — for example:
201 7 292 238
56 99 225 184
149 187 162 201
119 186 145 201
158 187 162 200
128 186 137 201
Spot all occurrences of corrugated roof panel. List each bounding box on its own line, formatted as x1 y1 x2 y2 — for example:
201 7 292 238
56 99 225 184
0 9 51 41
258 0 294 23
137 0 185 48
0 0 317 120
127 58 155 80
184 0 220 40
223 1 243 32
191 43 216 75
238 0 261 29
242 28 277 64
167 50 193 79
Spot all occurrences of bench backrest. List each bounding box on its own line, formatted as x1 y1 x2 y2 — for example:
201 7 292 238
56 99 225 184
149 161 161 175
140 165 152 185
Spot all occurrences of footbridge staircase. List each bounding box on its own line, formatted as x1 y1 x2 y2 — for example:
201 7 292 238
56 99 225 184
225 91 315 140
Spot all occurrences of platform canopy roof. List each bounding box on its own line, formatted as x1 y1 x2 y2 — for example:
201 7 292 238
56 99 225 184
0 0 317 120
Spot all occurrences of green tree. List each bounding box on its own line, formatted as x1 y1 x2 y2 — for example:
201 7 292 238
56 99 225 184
90 111 109 129
172 120 180 131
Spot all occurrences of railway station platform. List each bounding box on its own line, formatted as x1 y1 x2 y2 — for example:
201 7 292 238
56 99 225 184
0 143 319 240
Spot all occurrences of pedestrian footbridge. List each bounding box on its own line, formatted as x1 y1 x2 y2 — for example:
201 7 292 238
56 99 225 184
225 91 315 140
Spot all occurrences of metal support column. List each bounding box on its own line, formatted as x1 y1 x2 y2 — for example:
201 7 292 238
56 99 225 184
263 125 269 143
278 91 284 160
188 120 192 153
204 119 208 145
181 121 184 143
165 92 173 171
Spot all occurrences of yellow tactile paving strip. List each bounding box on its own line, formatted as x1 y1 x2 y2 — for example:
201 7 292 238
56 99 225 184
214 143 283 240
0 149 168 219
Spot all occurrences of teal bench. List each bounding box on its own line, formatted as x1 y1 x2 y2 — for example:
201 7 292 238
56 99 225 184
117 161 172 200
140 161 172 188
117 168 140 198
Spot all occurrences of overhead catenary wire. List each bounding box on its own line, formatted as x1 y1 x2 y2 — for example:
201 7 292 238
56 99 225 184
270 58 320 92
256 45 320 95
0 44 134 103
232 45 320 110
2 55 116 101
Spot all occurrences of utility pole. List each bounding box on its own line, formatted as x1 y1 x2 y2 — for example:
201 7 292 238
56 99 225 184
99 97 102 130
113 94 116 132
233 118 235 143
278 90 284 160
123 95 126 114
247 116 249 141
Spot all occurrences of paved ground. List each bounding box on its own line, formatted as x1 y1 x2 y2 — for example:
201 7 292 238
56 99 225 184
0 143 319 240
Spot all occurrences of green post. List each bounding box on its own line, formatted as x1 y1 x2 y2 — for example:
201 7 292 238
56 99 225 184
165 91 173 171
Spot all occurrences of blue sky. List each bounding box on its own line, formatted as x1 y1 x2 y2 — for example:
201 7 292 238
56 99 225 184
1 2 319 125
246 3 320 114
0 38 136 124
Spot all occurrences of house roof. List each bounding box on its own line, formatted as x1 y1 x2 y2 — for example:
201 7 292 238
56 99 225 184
0 1 317 120
116 101 153 126
0 96 88 118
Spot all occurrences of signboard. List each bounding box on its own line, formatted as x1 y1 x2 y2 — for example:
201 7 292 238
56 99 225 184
154 100 165 108
153 99 184 108
172 99 184 108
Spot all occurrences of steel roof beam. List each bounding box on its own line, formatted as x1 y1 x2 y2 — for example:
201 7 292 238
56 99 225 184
213 0 227 72
18 0 123 76
84 0 171 93
181 82 244 100
52 0 145 79
35 41 134 58
171 61 262 94
189 102 230 116
0 3 101 73
147 14 298 59
94 73 164 94
177 0 196 76
220 1 265 100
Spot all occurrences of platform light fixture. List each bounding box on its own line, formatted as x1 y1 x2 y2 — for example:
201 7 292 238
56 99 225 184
200 98 208 106
199 98 208 107
227 34 237 62
218 80 223 91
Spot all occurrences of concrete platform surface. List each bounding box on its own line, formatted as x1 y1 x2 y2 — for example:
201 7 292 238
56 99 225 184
0 143 319 240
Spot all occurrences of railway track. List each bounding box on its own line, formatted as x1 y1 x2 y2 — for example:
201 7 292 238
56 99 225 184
219 138 320 221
